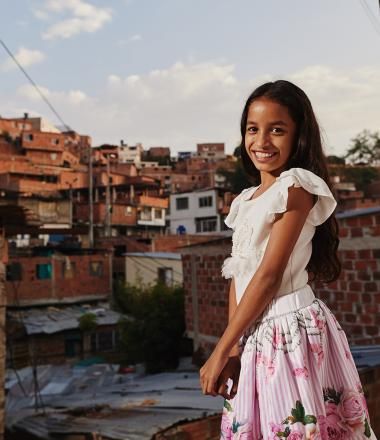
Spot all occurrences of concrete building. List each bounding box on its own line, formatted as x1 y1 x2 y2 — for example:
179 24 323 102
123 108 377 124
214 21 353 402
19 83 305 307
196 142 225 159
118 142 143 166
123 251 183 287
168 188 231 235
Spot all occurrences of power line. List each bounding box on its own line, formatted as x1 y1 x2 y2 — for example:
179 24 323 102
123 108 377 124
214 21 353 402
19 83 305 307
359 0 380 37
0 38 71 131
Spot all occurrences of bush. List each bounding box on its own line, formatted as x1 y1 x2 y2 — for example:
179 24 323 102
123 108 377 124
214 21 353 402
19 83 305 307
79 312 98 332
115 282 186 373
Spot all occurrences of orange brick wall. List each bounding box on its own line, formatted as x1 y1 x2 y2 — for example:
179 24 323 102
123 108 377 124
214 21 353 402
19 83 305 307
6 253 111 306
75 203 137 225
182 212 380 349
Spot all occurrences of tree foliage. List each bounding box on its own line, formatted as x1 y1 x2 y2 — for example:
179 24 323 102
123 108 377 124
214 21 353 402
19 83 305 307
78 313 98 333
327 155 345 165
345 130 380 165
217 154 251 194
341 166 379 193
114 282 187 373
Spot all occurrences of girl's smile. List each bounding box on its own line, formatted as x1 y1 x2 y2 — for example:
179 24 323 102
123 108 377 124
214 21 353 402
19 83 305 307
245 97 296 176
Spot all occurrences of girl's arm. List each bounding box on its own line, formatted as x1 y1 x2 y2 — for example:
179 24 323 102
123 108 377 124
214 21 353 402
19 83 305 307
228 278 240 357
200 185 314 395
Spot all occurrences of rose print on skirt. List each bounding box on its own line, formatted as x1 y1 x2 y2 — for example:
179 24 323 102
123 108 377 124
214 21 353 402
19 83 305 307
220 290 376 439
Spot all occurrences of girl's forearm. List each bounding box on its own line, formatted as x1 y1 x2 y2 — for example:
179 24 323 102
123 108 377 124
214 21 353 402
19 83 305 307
216 272 280 358
228 278 240 357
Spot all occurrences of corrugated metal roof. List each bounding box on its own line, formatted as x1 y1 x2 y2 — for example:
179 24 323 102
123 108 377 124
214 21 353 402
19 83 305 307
351 345 380 368
6 363 222 439
7 304 122 335
336 206 380 219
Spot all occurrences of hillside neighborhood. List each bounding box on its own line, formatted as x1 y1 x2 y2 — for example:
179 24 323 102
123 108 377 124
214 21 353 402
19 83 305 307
0 115 379 439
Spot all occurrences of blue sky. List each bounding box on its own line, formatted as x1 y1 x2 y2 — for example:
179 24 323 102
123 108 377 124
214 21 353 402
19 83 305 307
1 0 380 155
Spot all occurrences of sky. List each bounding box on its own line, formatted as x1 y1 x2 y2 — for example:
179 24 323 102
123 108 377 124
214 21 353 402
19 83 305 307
1 0 380 156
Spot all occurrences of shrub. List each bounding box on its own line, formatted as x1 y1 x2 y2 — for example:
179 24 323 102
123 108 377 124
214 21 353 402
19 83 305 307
115 282 186 373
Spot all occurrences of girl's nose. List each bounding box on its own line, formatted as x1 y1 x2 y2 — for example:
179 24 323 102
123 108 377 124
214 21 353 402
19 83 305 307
255 131 269 148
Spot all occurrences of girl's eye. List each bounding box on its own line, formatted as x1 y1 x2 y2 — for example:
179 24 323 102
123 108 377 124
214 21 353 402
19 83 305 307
247 127 257 133
272 127 284 134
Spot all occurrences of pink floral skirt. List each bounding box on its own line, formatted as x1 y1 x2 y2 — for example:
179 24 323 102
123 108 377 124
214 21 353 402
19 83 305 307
221 284 377 439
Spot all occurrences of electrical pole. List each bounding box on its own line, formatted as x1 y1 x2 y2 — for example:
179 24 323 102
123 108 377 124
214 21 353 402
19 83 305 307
88 146 94 247
105 154 111 237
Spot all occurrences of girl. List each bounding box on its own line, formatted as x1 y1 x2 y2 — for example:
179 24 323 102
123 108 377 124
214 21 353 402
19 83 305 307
199 80 376 439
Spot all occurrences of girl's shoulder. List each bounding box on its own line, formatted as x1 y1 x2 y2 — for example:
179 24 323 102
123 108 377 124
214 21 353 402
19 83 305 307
271 167 337 226
224 185 257 229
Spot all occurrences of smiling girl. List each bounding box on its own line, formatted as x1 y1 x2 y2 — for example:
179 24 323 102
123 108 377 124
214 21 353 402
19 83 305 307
199 80 376 439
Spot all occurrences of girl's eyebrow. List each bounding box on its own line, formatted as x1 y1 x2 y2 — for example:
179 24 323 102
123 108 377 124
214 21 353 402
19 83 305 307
246 120 288 126
270 120 288 126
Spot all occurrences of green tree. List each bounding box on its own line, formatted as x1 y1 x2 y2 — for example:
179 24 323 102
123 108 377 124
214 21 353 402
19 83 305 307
342 166 379 193
217 157 252 194
78 313 98 357
115 282 187 373
327 155 345 165
345 130 380 165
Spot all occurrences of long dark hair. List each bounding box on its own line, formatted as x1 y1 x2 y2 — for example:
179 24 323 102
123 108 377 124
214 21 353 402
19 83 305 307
239 80 340 283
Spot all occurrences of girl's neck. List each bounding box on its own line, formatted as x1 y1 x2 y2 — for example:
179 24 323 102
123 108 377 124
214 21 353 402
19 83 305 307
259 171 279 188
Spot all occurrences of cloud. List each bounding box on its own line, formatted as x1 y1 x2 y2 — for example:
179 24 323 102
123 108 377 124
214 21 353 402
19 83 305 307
38 0 112 40
129 34 141 42
117 34 142 46
17 83 90 106
1 47 46 71
286 65 380 154
2 62 380 156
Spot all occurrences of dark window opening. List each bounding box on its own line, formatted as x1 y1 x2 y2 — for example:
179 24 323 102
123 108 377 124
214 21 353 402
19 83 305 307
199 196 213 208
176 197 189 210
89 261 103 277
36 263 52 280
6 263 22 281
158 267 173 287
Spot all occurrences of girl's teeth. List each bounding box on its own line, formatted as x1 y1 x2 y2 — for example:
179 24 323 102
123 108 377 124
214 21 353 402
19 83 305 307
255 152 275 158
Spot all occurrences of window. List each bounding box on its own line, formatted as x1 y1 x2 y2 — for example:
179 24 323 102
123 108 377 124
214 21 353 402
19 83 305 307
98 331 114 351
6 263 22 281
62 261 76 279
195 216 217 233
199 196 213 208
125 206 132 216
36 263 52 280
89 261 103 277
176 197 189 210
91 330 117 352
154 208 163 219
64 332 82 357
158 267 173 287
24 133 33 142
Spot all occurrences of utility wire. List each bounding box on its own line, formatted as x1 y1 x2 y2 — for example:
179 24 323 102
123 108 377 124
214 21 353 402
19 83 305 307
359 0 380 37
0 38 71 131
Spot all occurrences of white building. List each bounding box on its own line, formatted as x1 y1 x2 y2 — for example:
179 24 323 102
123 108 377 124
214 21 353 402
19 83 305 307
169 188 227 234
118 142 144 166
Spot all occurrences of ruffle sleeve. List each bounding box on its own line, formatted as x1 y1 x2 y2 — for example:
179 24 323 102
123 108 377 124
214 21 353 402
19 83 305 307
224 187 253 230
267 168 337 226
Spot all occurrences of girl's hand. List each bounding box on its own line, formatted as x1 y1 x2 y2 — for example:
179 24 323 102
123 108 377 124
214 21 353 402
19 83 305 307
216 355 241 400
199 349 228 396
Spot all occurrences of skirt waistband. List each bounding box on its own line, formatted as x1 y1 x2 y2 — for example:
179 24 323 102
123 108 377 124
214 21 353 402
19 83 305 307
259 284 316 322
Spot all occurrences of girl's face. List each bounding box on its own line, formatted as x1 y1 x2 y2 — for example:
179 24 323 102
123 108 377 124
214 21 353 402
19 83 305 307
245 97 297 177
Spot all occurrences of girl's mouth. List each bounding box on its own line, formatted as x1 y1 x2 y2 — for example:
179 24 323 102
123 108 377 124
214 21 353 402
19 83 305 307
253 151 277 162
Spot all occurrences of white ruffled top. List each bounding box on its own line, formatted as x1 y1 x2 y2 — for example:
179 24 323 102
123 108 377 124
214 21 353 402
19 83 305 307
221 167 337 304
